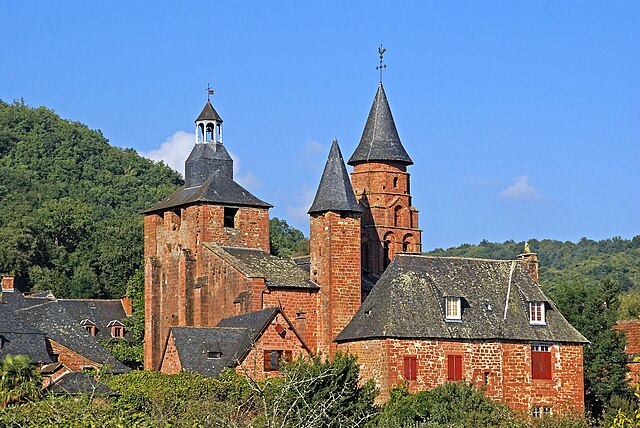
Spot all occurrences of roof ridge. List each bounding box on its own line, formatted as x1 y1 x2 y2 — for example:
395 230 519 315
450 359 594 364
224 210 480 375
403 254 518 263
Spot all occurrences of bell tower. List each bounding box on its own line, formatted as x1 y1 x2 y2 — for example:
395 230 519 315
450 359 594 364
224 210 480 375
348 82 422 280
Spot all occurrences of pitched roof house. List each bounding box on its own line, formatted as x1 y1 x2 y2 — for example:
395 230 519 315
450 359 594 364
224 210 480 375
143 80 587 417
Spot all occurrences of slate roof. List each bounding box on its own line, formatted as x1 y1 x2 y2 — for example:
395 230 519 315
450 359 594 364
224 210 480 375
44 371 116 396
0 305 52 364
184 141 234 186
144 170 272 214
308 139 363 215
14 300 130 373
195 100 223 122
58 299 129 341
205 245 319 290
348 83 413 166
615 321 640 359
336 255 588 344
169 308 281 377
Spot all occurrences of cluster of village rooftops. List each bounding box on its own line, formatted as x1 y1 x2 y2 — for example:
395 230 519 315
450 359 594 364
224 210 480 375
1 81 592 414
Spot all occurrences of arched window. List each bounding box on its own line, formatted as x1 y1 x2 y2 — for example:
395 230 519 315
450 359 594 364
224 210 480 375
393 177 399 188
383 232 395 269
394 206 402 227
206 123 215 141
198 124 205 142
402 234 414 253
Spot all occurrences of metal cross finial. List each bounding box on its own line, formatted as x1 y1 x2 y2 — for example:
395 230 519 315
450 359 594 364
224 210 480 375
376 45 387 83
207 83 214 101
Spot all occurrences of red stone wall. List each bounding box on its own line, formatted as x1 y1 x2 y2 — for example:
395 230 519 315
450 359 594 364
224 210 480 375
310 212 361 357
144 203 270 370
261 288 318 352
338 339 584 414
236 312 310 379
48 340 101 372
160 333 181 374
350 162 422 277
614 320 640 384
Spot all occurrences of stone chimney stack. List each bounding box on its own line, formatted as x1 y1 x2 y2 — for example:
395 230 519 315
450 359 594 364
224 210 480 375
516 242 539 284
1 276 15 292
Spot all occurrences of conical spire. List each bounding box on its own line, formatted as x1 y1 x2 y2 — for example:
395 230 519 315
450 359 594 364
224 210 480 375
347 83 413 166
195 100 223 123
308 138 363 215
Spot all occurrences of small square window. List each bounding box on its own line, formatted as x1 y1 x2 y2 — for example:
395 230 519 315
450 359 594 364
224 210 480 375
532 406 552 418
445 297 461 320
530 302 546 325
263 350 292 372
207 351 222 359
224 207 238 228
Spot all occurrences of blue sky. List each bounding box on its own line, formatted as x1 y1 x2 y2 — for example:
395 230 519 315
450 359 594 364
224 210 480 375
1 1 638 250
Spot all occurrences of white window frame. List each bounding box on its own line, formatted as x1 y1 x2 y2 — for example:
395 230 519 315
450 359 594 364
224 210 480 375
445 297 462 321
532 406 552 418
529 301 546 325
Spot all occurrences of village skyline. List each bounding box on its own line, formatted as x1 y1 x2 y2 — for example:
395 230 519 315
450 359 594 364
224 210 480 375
1 1 638 250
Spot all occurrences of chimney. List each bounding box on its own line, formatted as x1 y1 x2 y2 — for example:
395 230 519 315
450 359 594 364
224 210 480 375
516 243 539 284
1 276 15 292
121 297 133 316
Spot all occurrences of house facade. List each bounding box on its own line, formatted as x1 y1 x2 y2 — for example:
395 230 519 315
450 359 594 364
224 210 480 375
143 83 587 415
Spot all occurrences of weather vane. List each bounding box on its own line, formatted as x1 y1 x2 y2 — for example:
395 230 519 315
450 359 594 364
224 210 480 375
207 83 214 101
376 45 387 84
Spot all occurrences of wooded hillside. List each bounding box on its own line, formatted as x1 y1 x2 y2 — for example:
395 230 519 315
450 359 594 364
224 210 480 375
0 100 183 298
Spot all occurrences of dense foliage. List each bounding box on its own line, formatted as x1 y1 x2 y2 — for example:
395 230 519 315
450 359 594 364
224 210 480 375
269 217 309 258
0 100 183 298
0 355 41 406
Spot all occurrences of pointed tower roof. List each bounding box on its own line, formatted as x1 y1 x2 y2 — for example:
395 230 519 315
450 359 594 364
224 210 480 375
348 83 413 166
195 100 223 123
308 139 363 215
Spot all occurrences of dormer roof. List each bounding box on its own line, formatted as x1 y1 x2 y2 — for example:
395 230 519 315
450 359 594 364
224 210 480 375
308 139 362 215
348 83 413 166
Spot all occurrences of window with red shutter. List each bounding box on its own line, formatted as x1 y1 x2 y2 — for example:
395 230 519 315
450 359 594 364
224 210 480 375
447 355 463 381
403 356 417 380
531 344 552 379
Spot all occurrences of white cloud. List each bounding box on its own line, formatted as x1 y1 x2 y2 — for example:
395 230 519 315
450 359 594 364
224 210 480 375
140 131 194 175
297 139 326 171
140 131 262 192
500 175 543 201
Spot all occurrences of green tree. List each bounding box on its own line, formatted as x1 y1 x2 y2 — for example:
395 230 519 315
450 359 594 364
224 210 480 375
269 217 309 258
550 278 630 417
0 354 41 405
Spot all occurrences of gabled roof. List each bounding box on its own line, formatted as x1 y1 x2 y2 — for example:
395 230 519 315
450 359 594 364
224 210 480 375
336 255 588 344
205 245 319 290
195 100 223 122
348 83 413 166
169 326 252 377
144 169 272 213
0 305 52 364
58 299 128 340
168 307 309 377
309 139 362 215
14 300 130 373
44 371 116 396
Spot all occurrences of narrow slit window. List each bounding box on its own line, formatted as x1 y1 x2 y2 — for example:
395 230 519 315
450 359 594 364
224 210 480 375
224 207 238 228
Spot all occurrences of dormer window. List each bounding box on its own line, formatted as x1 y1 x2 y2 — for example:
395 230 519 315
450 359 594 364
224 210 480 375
445 297 462 321
207 351 222 359
80 319 97 337
107 320 126 338
529 302 546 325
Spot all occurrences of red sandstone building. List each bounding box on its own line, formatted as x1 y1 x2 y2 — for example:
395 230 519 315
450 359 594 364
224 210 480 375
143 83 588 416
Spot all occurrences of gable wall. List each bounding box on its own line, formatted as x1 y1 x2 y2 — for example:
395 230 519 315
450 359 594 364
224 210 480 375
338 339 584 414
48 340 100 372
160 333 181 374
261 289 318 353
235 313 310 379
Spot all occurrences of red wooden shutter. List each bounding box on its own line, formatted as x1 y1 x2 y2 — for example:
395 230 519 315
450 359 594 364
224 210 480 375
454 355 462 380
404 356 417 380
447 355 463 380
263 350 271 372
532 351 552 379
284 350 293 362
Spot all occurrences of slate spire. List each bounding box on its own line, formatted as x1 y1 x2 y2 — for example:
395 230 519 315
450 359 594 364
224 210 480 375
196 100 223 123
347 83 413 166
308 138 363 215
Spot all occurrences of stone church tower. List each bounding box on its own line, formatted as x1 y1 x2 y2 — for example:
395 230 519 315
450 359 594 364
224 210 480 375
143 98 272 370
308 139 362 356
348 83 422 279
